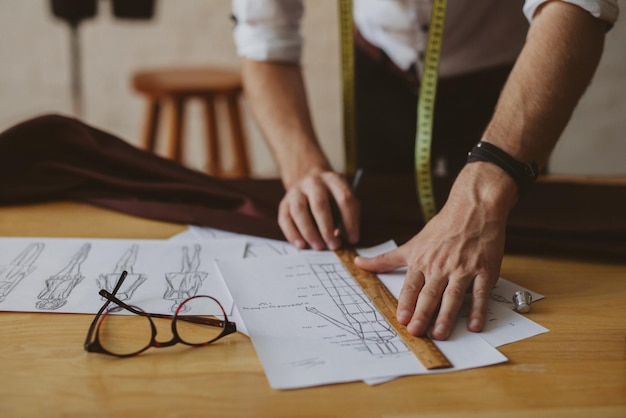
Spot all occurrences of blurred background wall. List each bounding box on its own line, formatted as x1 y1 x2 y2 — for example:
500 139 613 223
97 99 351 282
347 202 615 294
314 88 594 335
0 1 624 177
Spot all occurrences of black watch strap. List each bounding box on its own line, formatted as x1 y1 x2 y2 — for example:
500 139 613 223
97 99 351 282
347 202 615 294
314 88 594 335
467 141 539 196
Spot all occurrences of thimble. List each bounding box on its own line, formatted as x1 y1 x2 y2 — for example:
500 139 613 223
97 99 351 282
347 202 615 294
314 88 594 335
512 290 533 313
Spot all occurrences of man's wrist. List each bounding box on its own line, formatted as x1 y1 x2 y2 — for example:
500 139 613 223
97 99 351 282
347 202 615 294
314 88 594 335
451 162 520 216
280 157 332 189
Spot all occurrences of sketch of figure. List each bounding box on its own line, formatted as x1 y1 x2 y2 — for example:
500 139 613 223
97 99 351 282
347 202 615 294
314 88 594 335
308 261 408 355
97 245 147 300
0 243 45 303
163 244 208 312
36 243 90 310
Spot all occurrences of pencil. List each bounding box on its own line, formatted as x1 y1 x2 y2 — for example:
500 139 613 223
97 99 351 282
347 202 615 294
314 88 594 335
332 168 363 241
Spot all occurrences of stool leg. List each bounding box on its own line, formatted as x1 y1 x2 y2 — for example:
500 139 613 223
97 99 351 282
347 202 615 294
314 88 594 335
141 98 161 153
202 96 222 176
168 97 186 163
226 92 251 177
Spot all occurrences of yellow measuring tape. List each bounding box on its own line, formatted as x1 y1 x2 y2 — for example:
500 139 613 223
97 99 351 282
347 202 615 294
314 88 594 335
338 0 357 177
338 0 447 222
416 0 447 222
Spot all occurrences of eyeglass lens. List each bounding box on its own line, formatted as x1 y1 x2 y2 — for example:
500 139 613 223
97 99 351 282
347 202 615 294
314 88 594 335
96 296 227 356
174 296 227 345
98 306 152 355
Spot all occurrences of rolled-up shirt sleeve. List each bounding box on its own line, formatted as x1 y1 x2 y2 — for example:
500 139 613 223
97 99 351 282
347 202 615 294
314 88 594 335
523 0 619 28
232 0 304 63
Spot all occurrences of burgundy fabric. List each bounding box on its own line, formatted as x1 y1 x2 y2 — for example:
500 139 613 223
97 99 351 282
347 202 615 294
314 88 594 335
1 114 625 261
0 114 283 239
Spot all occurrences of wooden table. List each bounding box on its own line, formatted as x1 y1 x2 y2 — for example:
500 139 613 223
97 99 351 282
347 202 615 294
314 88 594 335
0 201 624 417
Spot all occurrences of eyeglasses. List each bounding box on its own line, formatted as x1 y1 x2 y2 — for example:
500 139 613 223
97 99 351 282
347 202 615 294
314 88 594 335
84 271 237 357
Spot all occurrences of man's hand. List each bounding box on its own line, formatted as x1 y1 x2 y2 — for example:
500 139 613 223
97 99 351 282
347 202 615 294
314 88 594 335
355 163 516 340
279 170 360 250
240 59 360 250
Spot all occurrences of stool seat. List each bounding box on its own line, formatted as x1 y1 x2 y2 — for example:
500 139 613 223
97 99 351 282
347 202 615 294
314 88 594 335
132 67 251 178
133 68 243 96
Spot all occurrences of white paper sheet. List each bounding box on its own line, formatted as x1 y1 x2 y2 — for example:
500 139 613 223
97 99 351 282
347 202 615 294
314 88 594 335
217 252 508 389
0 237 246 315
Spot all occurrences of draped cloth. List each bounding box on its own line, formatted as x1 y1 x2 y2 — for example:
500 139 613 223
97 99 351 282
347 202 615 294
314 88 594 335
1 114 625 260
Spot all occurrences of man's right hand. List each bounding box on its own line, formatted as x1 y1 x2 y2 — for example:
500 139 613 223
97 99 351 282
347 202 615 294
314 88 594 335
278 170 360 250
240 60 359 249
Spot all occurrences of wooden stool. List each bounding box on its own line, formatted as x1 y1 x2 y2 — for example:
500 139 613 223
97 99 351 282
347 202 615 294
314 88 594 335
132 67 251 177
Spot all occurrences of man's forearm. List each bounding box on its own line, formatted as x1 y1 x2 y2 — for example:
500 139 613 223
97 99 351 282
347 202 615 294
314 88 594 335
483 1 606 167
241 59 331 187
443 1 608 248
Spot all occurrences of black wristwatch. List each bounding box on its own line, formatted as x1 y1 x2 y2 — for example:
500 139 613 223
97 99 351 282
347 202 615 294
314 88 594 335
466 141 539 196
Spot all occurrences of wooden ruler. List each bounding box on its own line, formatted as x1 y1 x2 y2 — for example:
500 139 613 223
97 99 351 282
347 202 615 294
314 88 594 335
415 0 448 223
334 247 452 370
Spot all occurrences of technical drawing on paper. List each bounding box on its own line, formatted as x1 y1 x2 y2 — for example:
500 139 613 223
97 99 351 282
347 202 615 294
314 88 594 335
306 259 408 355
489 280 523 309
97 244 147 301
189 225 297 259
163 244 208 312
0 243 44 303
489 293 515 307
36 243 90 310
245 242 298 258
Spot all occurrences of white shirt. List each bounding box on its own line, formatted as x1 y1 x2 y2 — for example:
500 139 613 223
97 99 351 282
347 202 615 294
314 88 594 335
232 0 619 78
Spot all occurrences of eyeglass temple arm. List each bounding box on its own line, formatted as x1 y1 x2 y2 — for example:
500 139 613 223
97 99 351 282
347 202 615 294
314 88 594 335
98 289 232 329
111 270 128 294
84 271 129 349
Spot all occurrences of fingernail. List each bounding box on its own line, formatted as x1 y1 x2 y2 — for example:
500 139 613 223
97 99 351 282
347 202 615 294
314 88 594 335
433 324 448 340
312 241 325 251
293 240 306 250
407 320 424 336
328 238 341 250
397 309 412 324
469 318 483 331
